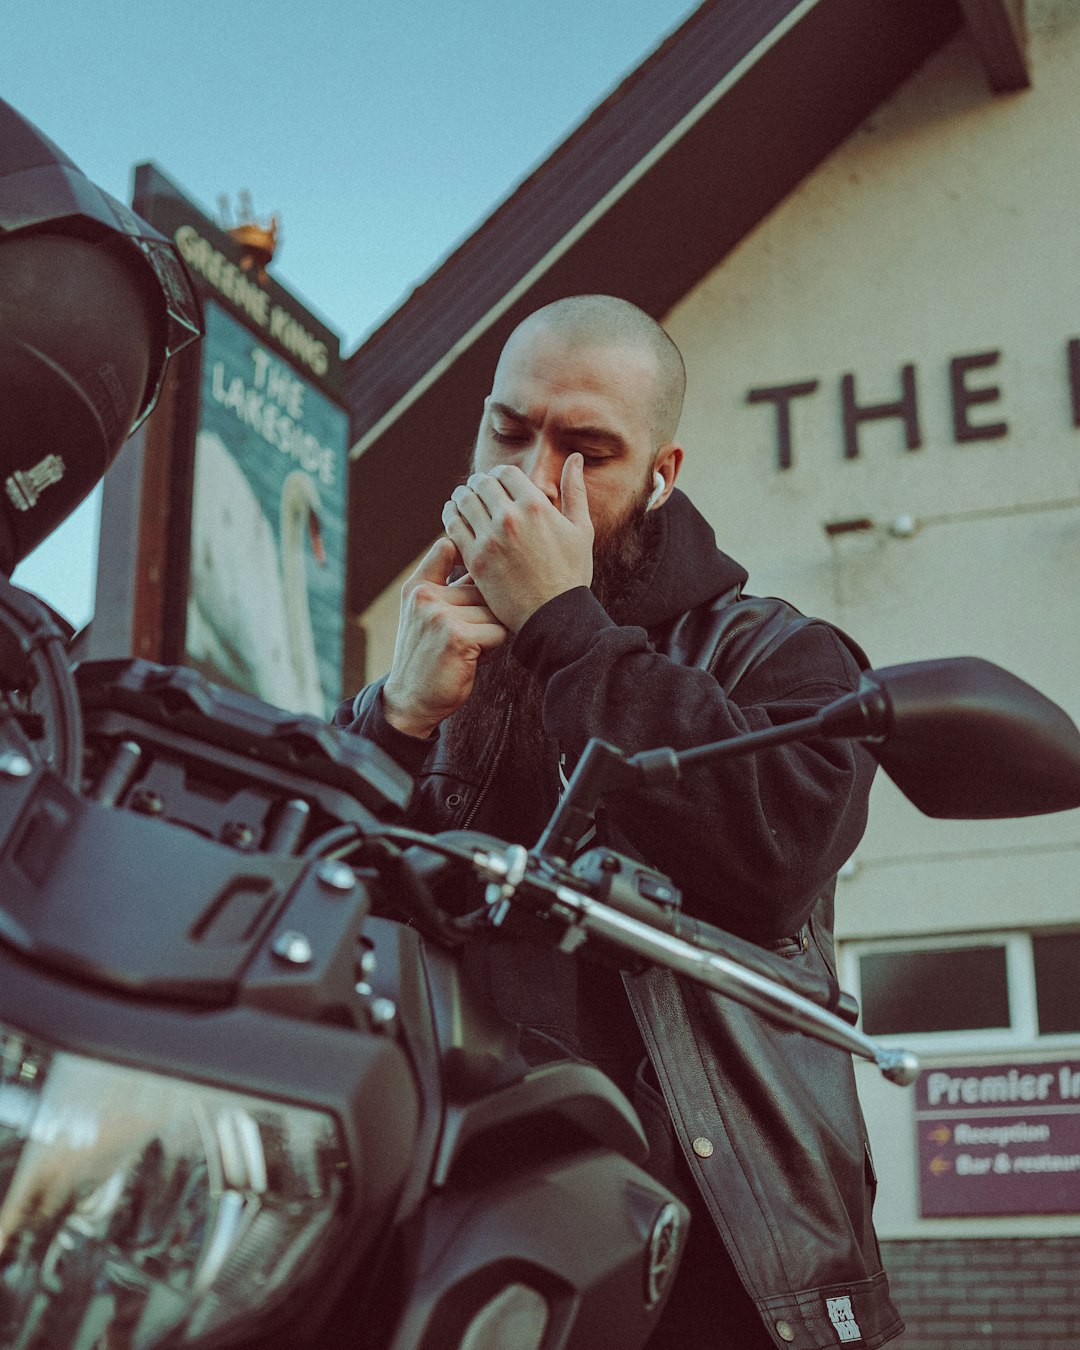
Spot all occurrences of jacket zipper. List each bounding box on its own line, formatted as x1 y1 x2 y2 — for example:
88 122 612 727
461 698 513 829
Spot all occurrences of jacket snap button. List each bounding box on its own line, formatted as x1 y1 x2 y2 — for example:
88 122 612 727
775 1319 796 1342
692 1136 713 1158
446 793 463 809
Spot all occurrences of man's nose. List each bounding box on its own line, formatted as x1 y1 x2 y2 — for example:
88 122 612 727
522 441 562 504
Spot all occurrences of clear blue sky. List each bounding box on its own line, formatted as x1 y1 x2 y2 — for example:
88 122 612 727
5 0 697 627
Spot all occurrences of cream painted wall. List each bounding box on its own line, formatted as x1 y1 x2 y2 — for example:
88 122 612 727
664 8 1080 940
664 2 1080 1240
360 549 424 689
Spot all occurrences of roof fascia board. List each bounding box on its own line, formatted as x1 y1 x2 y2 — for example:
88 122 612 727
348 0 820 462
959 0 1030 92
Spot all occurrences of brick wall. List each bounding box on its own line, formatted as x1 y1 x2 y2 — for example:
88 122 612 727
881 1237 1080 1349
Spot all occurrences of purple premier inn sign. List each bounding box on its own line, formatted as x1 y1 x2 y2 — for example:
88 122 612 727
916 1060 1080 1217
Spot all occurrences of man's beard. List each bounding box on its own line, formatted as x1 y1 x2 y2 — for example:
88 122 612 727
589 475 656 618
442 475 655 773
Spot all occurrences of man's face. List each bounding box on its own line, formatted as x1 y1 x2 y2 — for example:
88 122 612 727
473 322 665 539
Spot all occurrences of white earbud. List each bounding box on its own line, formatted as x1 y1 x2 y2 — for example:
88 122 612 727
647 470 665 510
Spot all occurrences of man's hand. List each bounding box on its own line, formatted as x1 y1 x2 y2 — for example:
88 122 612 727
441 454 594 632
382 539 509 739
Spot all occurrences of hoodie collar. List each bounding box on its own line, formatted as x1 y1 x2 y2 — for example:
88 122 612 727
609 488 747 631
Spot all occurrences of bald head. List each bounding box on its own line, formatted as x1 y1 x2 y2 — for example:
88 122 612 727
505 295 686 445
476 294 685 532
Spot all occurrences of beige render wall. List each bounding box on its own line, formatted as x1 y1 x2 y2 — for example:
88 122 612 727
360 550 423 689
664 2 1080 945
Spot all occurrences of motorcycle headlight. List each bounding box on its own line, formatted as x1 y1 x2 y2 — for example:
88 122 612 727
0 1023 348 1349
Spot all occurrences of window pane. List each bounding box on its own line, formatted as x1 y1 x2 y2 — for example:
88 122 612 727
859 947 1010 1035
1033 932 1080 1035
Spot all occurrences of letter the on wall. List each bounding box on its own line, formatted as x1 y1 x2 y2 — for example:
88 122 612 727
747 381 819 470
841 364 922 460
950 351 1008 443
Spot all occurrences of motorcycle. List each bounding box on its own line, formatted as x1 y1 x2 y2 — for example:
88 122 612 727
0 579 1079 1349
2 92 1080 1350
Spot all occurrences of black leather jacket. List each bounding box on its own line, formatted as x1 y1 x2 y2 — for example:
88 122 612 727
334 491 903 1348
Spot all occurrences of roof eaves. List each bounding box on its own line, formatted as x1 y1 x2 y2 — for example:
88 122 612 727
344 0 812 448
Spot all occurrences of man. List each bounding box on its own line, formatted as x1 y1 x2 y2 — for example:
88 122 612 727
335 295 902 1348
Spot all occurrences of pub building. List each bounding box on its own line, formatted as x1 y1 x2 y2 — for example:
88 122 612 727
339 2 1080 1345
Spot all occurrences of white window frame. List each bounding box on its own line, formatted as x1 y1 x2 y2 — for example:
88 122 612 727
839 929 1080 1056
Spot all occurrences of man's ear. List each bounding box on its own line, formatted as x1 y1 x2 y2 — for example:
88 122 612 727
649 444 684 509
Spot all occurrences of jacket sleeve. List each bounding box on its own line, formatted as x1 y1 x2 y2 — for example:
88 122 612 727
332 680 435 779
512 586 875 941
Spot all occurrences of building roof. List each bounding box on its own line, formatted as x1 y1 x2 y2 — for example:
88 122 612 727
342 0 966 617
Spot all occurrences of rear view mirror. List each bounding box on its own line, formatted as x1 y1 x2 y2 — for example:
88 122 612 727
862 658 1080 819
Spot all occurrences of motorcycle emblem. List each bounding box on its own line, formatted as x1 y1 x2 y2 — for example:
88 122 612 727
644 1201 682 1309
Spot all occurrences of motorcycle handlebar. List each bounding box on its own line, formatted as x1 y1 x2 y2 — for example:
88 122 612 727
544 878 918 1085
459 838 919 1087
360 829 916 1085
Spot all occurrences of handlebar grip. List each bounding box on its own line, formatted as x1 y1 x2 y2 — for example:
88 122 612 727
673 914 859 1025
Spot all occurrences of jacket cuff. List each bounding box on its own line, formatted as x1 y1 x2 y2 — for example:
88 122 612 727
513 587 615 682
347 686 434 775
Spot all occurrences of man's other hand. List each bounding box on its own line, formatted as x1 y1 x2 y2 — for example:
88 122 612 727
382 539 509 739
442 453 594 632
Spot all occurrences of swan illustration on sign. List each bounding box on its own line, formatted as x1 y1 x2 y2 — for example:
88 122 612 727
186 429 327 716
